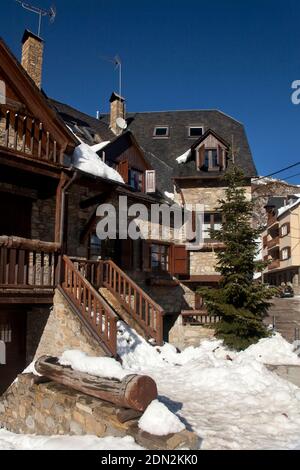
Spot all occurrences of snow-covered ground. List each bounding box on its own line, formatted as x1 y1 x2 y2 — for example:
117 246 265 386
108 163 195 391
0 431 143 450
1 323 300 450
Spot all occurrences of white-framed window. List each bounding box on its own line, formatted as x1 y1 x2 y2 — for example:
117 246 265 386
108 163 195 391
153 126 169 138
280 224 289 237
0 80 6 104
281 247 290 260
188 126 203 138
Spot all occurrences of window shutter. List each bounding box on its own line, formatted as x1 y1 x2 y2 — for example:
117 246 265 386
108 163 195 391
145 170 156 193
217 145 224 169
117 160 129 183
198 145 205 169
171 245 189 276
287 222 291 235
142 241 151 271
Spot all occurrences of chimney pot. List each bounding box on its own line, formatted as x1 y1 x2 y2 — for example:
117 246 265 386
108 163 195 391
21 30 44 89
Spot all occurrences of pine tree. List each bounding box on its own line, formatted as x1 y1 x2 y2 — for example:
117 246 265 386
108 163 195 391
198 166 274 351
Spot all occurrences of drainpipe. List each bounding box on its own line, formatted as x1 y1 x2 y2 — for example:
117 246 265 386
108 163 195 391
57 170 78 283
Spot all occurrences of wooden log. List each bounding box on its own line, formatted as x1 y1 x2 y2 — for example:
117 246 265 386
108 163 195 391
0 236 60 253
35 356 157 412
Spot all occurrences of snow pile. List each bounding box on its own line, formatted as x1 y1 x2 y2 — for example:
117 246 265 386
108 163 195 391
117 322 300 449
72 141 124 183
237 333 300 366
164 191 175 200
139 400 185 436
0 430 143 451
176 149 191 164
59 350 131 380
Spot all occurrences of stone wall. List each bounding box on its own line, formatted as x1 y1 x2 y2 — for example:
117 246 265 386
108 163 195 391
169 315 215 350
0 374 200 450
33 289 106 360
189 250 219 276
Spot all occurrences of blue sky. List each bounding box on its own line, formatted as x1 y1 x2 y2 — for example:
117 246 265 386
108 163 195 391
1 0 300 183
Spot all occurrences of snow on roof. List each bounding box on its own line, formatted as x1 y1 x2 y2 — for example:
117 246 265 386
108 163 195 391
91 141 110 153
176 148 191 164
72 141 124 184
277 195 300 217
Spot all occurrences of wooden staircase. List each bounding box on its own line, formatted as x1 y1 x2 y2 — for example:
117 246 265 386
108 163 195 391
60 256 165 358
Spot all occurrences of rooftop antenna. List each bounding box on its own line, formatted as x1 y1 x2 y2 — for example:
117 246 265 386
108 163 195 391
100 55 123 98
16 1 56 38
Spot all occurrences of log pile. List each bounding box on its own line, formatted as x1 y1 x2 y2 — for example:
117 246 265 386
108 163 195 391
35 356 157 413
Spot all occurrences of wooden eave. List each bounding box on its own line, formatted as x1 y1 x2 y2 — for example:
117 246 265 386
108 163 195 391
0 38 78 154
0 147 72 179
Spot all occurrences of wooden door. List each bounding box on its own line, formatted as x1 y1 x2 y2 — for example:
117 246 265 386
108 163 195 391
0 307 27 395
0 192 32 238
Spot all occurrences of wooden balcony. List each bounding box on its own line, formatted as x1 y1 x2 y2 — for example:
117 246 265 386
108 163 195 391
0 104 62 166
0 236 60 303
268 259 280 271
267 236 280 250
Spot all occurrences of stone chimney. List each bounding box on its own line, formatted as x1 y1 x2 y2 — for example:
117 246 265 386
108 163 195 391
21 30 44 89
110 92 125 135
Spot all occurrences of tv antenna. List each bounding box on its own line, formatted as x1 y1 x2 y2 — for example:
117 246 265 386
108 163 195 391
100 55 123 98
16 1 56 38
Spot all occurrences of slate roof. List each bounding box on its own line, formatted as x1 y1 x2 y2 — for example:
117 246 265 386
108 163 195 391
49 99 115 144
98 109 257 191
49 97 257 193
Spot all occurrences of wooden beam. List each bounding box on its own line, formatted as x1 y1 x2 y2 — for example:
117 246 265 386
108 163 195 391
0 236 60 252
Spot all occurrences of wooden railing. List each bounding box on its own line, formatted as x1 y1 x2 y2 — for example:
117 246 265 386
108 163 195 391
181 310 221 326
268 259 280 270
267 236 280 250
0 237 60 288
0 105 61 164
62 256 118 357
103 260 165 346
69 257 103 288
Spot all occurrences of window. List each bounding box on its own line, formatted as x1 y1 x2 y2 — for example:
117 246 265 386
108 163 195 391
280 223 290 237
89 233 101 260
204 149 219 169
153 126 169 138
151 243 169 271
203 213 222 240
281 247 290 261
189 127 203 137
129 168 144 191
0 80 6 105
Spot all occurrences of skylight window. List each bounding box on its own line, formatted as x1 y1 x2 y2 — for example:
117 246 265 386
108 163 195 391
189 126 203 137
153 126 169 138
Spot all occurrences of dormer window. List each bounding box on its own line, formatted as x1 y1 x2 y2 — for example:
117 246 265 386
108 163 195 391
189 126 203 138
153 126 169 138
197 144 226 171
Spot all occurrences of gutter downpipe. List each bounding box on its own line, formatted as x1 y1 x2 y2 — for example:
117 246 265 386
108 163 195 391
58 170 79 283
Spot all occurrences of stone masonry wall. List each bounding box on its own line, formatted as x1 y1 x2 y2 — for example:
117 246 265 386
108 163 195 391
189 250 219 276
0 374 200 450
169 315 215 351
33 289 106 360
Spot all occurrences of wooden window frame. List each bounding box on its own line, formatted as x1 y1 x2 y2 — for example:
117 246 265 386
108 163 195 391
203 212 222 241
150 242 170 272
